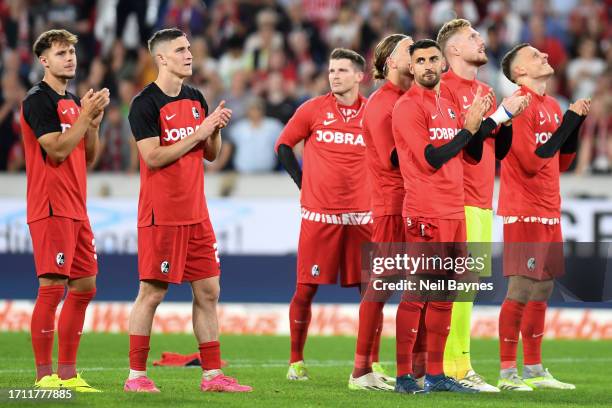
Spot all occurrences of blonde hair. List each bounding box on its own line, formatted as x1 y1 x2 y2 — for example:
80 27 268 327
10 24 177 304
436 19 471 54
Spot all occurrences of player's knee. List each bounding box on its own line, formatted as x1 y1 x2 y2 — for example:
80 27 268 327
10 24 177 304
530 280 554 301
138 282 168 306
195 285 220 305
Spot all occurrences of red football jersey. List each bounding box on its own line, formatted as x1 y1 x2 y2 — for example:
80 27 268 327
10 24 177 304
362 81 405 218
498 85 572 218
440 69 497 209
392 84 467 219
21 81 87 223
129 83 210 227
275 92 370 213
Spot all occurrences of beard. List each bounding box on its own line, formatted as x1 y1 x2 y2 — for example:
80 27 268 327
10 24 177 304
416 72 440 88
466 52 488 67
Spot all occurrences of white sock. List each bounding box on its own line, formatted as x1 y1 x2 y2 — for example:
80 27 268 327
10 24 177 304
202 369 223 381
128 369 147 380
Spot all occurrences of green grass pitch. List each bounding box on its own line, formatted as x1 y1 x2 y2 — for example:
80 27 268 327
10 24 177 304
0 332 611 407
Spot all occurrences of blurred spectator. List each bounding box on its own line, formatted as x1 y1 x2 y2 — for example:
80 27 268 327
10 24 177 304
162 0 207 36
575 72 612 175
115 0 151 48
431 0 479 29
566 38 606 100
218 35 250 89
525 15 568 74
0 71 25 171
326 5 361 50
226 96 283 174
244 8 284 72
286 1 327 66
221 70 253 123
94 101 138 172
264 71 297 124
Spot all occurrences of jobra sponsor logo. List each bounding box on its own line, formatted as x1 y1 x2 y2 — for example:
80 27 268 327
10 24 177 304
315 130 365 146
163 125 200 142
535 132 553 144
429 128 458 140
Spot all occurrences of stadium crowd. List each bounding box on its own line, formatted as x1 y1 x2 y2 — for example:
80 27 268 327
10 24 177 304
0 0 609 175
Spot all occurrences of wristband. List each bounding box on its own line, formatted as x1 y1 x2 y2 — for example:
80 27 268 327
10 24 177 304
489 104 513 125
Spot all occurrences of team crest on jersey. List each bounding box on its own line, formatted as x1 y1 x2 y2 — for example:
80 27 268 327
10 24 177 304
448 108 456 119
56 252 65 267
192 107 200 119
311 265 320 277
527 257 536 271
160 261 170 274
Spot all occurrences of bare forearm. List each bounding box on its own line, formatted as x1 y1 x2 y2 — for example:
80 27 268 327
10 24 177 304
204 129 222 162
46 116 92 162
85 127 100 166
144 136 202 169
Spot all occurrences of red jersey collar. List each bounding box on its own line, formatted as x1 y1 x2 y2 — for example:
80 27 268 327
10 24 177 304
519 84 546 103
407 82 439 101
382 80 404 95
443 69 475 87
329 92 367 122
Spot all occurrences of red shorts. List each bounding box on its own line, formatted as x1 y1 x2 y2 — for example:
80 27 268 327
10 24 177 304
404 217 467 276
372 215 405 242
138 219 220 284
368 215 405 279
503 221 564 281
297 218 371 287
28 216 98 279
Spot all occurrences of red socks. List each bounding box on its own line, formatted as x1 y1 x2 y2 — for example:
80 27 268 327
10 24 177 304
199 340 221 371
31 285 65 380
499 298 526 369
412 310 428 378
57 289 96 379
129 335 151 371
521 301 547 365
289 284 318 363
395 301 423 377
371 309 384 363
353 300 384 377
425 301 452 376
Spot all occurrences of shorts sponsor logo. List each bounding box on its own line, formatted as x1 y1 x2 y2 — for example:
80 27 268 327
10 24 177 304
527 257 536 271
56 252 65 267
192 107 200 119
429 127 458 140
315 130 365 146
311 265 320 277
160 261 170 274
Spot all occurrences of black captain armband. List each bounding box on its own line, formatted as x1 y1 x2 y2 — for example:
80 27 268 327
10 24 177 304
535 111 585 158
277 144 302 190
424 129 472 170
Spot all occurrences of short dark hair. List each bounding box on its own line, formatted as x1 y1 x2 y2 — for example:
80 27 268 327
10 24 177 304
329 48 366 71
148 28 186 53
409 39 441 56
33 29 78 57
501 43 530 83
